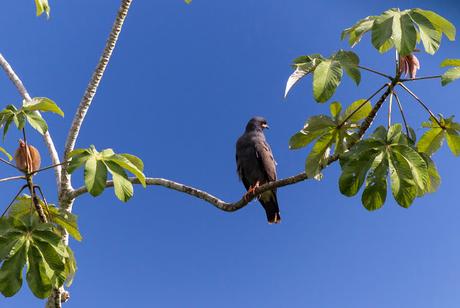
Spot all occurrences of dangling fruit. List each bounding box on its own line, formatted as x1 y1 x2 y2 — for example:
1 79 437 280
399 53 420 79
14 139 41 173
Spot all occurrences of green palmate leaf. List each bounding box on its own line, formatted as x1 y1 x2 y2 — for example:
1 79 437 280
305 131 334 180
329 101 342 118
413 9 456 41
389 150 417 207
34 0 50 17
105 161 134 202
345 8 455 56
339 148 380 196
339 125 430 210
84 156 108 197
26 245 52 299
25 111 48 135
446 129 460 156
48 208 82 242
342 99 372 122
341 16 376 47
289 115 336 150
392 11 417 56
67 152 91 174
334 50 361 85
120 153 145 172
440 59 460 86
417 115 460 156
23 98 64 117
106 154 146 187
417 127 444 156
409 11 441 55
420 154 441 194
371 9 396 53
313 59 343 103
285 54 324 98
362 154 388 211
0 238 27 297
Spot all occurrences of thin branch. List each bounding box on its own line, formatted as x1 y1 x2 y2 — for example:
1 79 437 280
338 83 388 128
0 175 26 183
72 81 398 212
61 0 133 193
357 65 393 80
393 91 410 137
398 83 444 128
388 92 393 129
30 162 68 177
0 157 21 171
0 53 61 187
400 75 442 82
1 184 27 218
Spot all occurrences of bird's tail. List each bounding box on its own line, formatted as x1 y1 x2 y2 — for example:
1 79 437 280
259 190 281 224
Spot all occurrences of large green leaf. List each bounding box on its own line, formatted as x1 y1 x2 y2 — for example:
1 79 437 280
362 154 388 211
106 154 146 187
344 8 455 56
417 115 460 156
289 115 336 150
23 98 64 117
313 59 343 103
104 161 134 202
285 54 324 98
339 125 430 210
305 131 334 180
0 238 27 297
24 111 48 135
334 50 361 85
440 59 460 86
342 99 372 122
26 245 52 298
84 156 108 197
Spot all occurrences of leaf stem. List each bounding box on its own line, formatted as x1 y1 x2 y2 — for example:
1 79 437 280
400 75 442 82
0 157 21 171
0 175 26 183
357 65 393 80
398 83 444 128
392 91 410 137
338 83 388 128
388 92 393 129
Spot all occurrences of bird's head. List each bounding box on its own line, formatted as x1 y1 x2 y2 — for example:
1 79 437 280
245 116 269 132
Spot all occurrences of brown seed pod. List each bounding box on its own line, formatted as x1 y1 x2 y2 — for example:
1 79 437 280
14 139 41 173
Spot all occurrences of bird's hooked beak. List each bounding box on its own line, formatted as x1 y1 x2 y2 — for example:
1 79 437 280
262 123 269 129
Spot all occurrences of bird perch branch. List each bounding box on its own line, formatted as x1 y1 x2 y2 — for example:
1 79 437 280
71 79 398 212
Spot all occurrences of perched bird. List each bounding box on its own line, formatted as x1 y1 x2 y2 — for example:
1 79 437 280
14 139 41 174
236 117 281 224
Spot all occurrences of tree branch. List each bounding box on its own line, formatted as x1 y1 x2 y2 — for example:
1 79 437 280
400 75 442 82
0 53 61 187
0 175 25 183
357 65 393 80
71 79 399 212
61 0 133 194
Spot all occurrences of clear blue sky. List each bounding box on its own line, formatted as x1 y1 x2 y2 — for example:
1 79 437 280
1 1 460 307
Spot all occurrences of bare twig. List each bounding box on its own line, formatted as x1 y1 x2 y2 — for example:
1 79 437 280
338 83 388 128
61 0 133 193
1 184 27 218
393 91 410 137
0 53 61 187
388 92 393 129
357 65 393 80
30 162 68 177
400 75 442 82
0 157 21 171
398 83 444 128
0 175 26 183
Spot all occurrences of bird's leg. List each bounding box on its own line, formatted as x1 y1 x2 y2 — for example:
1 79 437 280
244 181 260 202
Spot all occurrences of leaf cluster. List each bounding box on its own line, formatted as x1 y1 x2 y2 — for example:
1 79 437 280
0 97 63 139
68 146 146 202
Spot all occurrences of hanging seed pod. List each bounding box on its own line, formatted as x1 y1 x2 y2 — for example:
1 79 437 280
398 53 420 79
14 139 41 173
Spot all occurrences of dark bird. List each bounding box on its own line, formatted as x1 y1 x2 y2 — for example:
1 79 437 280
236 117 281 224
